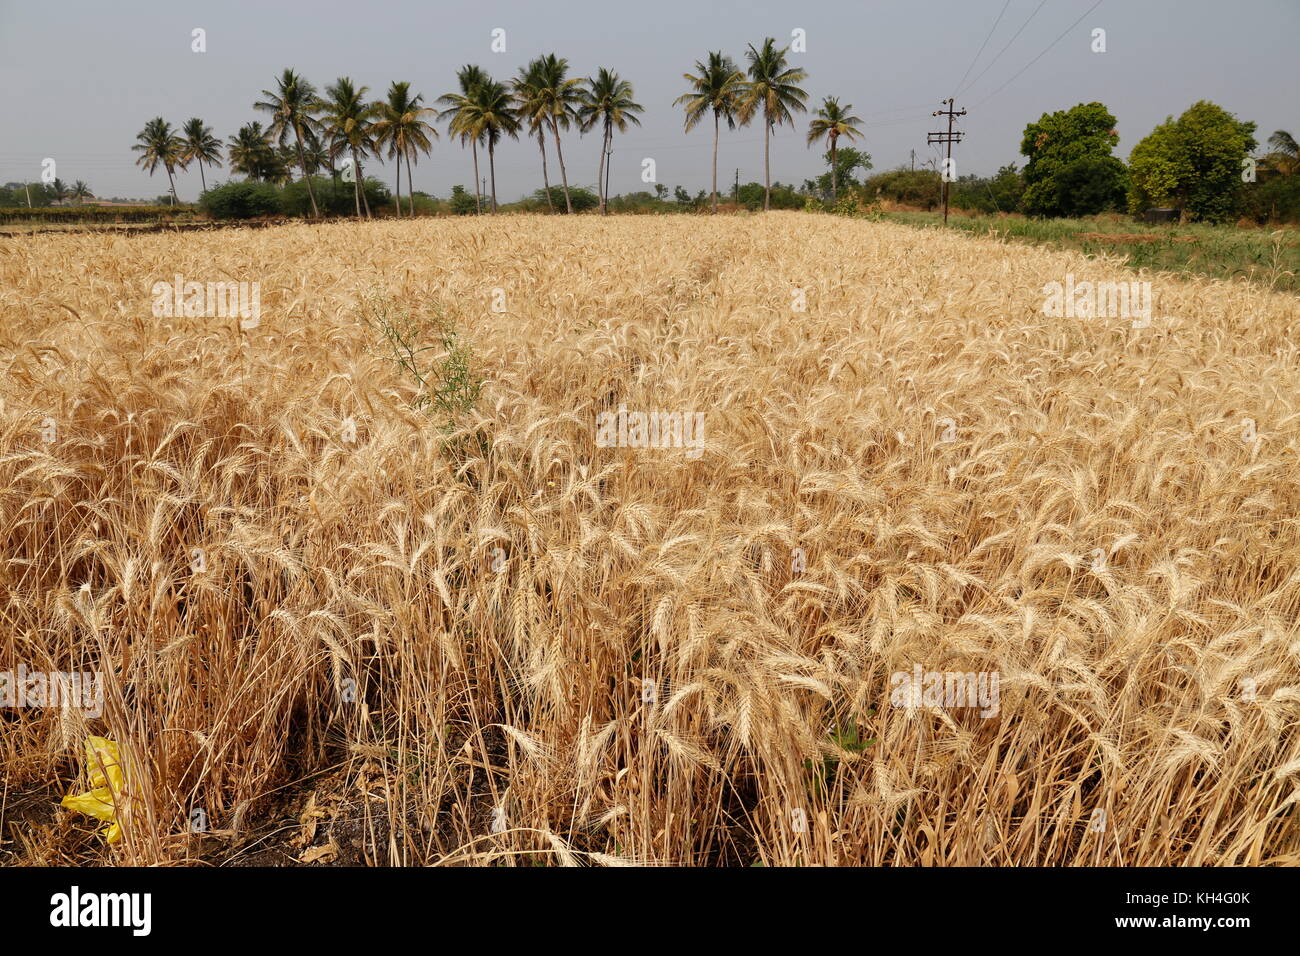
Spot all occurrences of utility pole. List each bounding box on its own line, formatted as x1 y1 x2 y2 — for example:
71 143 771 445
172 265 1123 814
928 98 966 224
910 149 915 172
734 168 739 200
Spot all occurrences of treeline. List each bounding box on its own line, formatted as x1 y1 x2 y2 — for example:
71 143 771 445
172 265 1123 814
849 102 1299 224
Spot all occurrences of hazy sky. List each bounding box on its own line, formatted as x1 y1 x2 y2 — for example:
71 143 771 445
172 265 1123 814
1 0 1295 201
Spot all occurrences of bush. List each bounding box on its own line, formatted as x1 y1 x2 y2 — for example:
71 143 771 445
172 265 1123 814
735 181 804 210
199 181 281 219
1239 174 1300 223
0 204 193 224
278 175 391 217
449 185 478 215
533 185 599 212
863 169 943 209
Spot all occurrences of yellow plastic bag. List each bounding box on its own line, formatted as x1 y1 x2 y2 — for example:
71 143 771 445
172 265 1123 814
61 736 126 844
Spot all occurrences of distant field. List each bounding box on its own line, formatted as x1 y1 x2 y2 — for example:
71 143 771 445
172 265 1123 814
881 210 1300 293
2 214 1298 866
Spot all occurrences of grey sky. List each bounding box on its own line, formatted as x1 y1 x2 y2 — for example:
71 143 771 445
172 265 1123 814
1 0 1295 201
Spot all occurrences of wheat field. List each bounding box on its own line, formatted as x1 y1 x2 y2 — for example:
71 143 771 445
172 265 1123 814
2 212 1298 866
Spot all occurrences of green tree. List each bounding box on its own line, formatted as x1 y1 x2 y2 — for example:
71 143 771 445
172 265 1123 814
450 74 518 212
674 51 746 214
373 80 438 216
1020 102 1127 217
737 38 809 211
1127 101 1256 223
71 180 92 203
806 96 864 203
132 117 184 205
227 122 282 183
513 58 558 212
316 77 378 217
439 64 490 214
532 54 584 213
180 118 223 194
256 70 322 216
49 177 69 204
578 68 643 215
806 146 872 202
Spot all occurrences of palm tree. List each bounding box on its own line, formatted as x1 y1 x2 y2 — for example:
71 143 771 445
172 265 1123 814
578 69 643 215
71 181 92 204
461 78 519 212
256 69 322 216
373 80 438 216
806 97 863 203
674 52 745 213
227 123 279 181
440 65 490 214
49 178 69 204
132 117 184 205
180 118 222 194
300 127 331 177
1267 130 1298 176
514 58 556 212
316 77 378 217
533 54 584 213
737 38 809 210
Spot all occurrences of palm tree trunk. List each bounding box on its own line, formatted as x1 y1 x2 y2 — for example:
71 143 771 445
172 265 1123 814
597 125 607 215
550 116 573 214
394 151 402 216
406 149 415 217
166 165 178 205
603 121 613 215
489 137 498 212
471 139 482 214
295 126 320 217
831 135 838 203
199 162 207 194
763 115 771 211
711 111 720 214
539 131 554 211
350 147 362 217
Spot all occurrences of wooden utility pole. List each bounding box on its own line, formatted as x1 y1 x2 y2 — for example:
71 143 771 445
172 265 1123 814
928 98 966 224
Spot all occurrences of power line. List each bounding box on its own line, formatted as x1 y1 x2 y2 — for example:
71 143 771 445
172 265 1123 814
956 0 1049 97
974 0 1106 106
952 0 1012 98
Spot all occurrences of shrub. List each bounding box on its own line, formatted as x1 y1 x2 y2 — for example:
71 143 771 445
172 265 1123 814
199 181 281 219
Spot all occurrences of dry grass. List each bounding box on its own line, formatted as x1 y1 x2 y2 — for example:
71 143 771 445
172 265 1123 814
2 212 1299 866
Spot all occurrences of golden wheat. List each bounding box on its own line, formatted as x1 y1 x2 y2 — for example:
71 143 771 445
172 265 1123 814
1 212 1298 866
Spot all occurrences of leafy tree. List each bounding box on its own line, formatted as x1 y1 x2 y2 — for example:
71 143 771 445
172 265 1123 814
1020 102 1126 217
256 70 322 216
132 117 184 204
806 146 872 202
372 80 438 216
449 184 478 215
737 38 809 210
226 122 284 183
578 68 643 214
806 97 864 202
1127 100 1256 222
199 180 281 219
675 51 746 213
180 118 223 194
316 77 379 217
439 65 490 214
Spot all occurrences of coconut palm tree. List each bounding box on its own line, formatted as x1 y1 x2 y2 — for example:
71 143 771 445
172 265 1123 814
71 181 92 204
533 54 584 213
373 80 438 216
513 58 556 212
440 65 491 214
806 97 864 203
1266 130 1298 176
737 38 809 211
457 77 519 212
180 118 223 194
674 52 746 213
227 123 280 182
256 69 322 216
132 117 184 205
49 178 69 204
578 68 643 215
316 77 378 217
